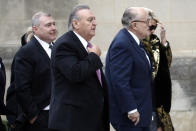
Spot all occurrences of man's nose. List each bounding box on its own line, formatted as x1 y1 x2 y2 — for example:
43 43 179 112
92 20 97 26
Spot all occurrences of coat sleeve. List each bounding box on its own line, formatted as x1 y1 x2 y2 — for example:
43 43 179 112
164 41 172 68
107 41 137 113
14 50 39 120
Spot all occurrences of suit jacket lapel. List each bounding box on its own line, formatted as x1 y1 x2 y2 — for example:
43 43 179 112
123 29 151 69
69 31 88 57
32 36 51 63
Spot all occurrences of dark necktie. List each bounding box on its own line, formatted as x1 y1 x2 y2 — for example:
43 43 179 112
139 41 151 66
49 43 53 49
48 43 54 59
139 41 147 51
87 42 102 86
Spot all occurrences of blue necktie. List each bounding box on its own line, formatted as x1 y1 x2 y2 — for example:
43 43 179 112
139 41 145 50
139 41 151 66
49 42 54 49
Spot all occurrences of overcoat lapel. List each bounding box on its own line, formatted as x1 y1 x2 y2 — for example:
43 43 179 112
123 29 151 69
69 31 88 57
32 36 51 64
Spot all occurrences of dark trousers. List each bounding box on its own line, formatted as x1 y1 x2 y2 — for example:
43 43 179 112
25 110 50 131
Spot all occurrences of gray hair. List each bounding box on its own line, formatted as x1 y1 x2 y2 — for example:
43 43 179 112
32 11 51 27
68 4 90 31
121 7 144 29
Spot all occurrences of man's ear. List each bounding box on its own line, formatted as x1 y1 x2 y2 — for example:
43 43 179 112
32 26 37 33
72 19 79 30
131 22 137 30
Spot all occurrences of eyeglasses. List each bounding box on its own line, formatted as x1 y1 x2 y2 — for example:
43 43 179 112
132 19 150 24
149 25 157 31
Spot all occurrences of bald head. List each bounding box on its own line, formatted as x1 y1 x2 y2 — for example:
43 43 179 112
122 7 148 29
122 7 150 40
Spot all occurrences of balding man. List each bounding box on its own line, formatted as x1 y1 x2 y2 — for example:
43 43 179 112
105 7 152 131
49 4 109 131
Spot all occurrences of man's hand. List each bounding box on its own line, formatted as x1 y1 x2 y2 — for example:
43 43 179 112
87 44 101 56
128 111 140 126
157 127 163 131
29 115 38 124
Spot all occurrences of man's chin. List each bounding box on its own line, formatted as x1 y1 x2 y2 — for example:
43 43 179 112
50 37 56 42
90 33 95 38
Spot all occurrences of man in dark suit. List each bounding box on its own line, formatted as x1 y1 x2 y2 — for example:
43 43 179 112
0 57 6 131
49 5 109 131
105 7 152 131
14 11 56 131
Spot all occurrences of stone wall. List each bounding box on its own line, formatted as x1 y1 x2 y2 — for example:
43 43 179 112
170 55 196 131
1 0 196 131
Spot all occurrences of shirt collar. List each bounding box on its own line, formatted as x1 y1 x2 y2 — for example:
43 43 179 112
34 35 53 47
127 29 140 46
34 35 53 58
73 31 88 51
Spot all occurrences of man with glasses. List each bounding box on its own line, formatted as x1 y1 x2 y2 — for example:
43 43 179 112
105 7 152 131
